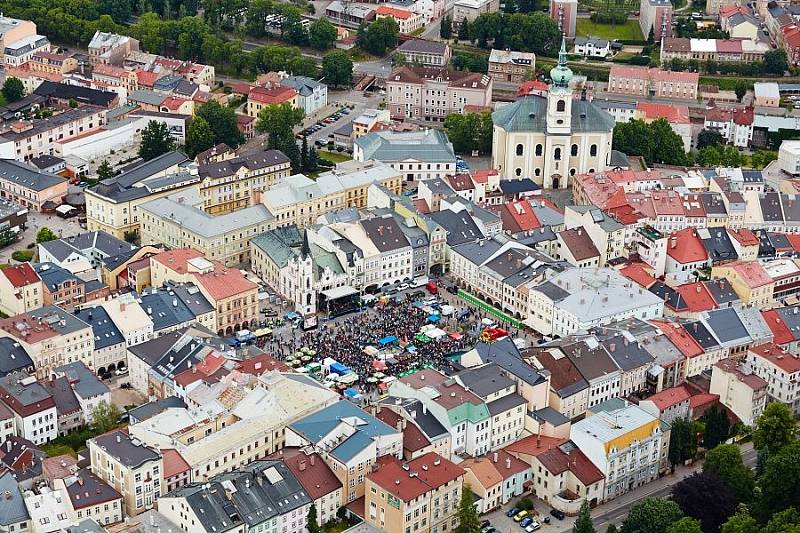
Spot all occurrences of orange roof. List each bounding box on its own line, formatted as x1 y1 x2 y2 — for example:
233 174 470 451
368 452 464 502
136 70 159 87
748 342 800 373
674 282 717 313
194 267 257 301
460 457 503 488
619 263 657 289
786 233 800 253
152 249 205 273
249 86 297 105
643 385 692 411
762 309 794 345
637 102 690 124
161 448 190 479
376 5 414 19
504 200 541 232
517 80 548 97
503 434 565 456
471 169 498 184
236 354 291 374
93 64 129 78
728 228 759 247
726 261 772 289
2 263 40 288
161 96 189 111
666 228 708 264
651 319 704 358
651 190 686 215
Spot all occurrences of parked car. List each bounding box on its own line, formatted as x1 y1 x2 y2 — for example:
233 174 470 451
506 508 520 518
550 509 565 520
525 520 541 532
446 285 459 294
513 511 529 522
480 520 490 528
519 517 533 528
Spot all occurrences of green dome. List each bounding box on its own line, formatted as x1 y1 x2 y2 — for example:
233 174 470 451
550 36 573 88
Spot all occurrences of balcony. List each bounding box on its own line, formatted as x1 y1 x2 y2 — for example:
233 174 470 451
550 490 584 516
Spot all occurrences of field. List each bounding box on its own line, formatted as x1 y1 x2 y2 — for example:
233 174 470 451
576 18 644 40
318 149 352 164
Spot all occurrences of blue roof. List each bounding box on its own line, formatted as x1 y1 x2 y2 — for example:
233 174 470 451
140 289 196 332
55 361 109 399
289 401 397 460
705 307 749 343
498 178 540 194
74 306 124 350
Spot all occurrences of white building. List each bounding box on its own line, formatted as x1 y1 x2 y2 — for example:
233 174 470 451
778 140 800 176
0 371 57 445
527 267 665 337
280 76 327 116
570 402 663 501
745 343 800 415
354 129 457 182
573 37 611 58
101 297 154 347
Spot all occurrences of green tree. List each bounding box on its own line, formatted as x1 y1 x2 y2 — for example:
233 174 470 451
720 505 759 533
459 19 470 40
309 17 337 50
124 230 139 244
97 160 115 180
672 472 737 533
444 112 493 155
763 508 800 533
255 103 304 171
307 504 320 533
703 444 755 503
696 145 744 167
696 129 724 150
666 518 702 533
91 400 123 434
734 80 748 102
454 485 481 533
621 498 683 533
322 50 353 88
440 16 452 39
753 402 797 457
764 49 789 75
606 526 618 533
750 150 777 169
185 116 216 158
1 77 24 103
138 120 176 161
195 101 244 148
68 98 79 109
300 134 308 172
754 441 800 521
574 500 595 533
668 418 698 467
357 17 399 55
613 119 655 164
36 227 58 244
650 118 687 165
99 0 133 23
702 405 730 450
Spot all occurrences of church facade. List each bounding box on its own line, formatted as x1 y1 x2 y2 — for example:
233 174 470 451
491 39 616 189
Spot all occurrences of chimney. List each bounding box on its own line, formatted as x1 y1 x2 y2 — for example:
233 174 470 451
396 420 403 432
310 455 315 466
298 460 307 471
493 452 498 463
609 343 616 352
506 458 511 469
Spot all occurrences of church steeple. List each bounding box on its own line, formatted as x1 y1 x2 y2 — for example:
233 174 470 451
549 35 573 92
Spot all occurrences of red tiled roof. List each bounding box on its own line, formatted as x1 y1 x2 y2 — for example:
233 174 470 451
689 392 719 410
728 228 759 247
503 200 541 233
651 319 704 358
714 358 767 391
762 309 794 345
194 267 258 301
471 169 498 184
412 198 430 213
528 442 604 486
375 408 431 454
376 5 414 19
517 80 548 97
651 190 685 216
636 102 690 124
674 282 717 313
749 342 800 373
503 434 566 456
619 263 657 289
558 228 599 262
643 385 692 411
152 249 205 273
368 452 463 502
161 96 188 111
726 261 772 288
786 233 800 253
666 228 708 264
236 354 291 374
446 173 474 192
136 70 159 87
268 447 343 500
2 263 40 288
249 86 297 105
162 448 190 479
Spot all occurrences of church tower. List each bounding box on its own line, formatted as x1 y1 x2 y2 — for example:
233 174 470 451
546 37 574 136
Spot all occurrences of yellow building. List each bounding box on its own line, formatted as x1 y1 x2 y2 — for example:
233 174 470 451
365 453 464 533
711 260 774 308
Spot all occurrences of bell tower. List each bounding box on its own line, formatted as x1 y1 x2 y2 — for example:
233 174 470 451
546 36 574 136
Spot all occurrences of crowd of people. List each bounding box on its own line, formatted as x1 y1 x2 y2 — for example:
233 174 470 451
260 298 473 394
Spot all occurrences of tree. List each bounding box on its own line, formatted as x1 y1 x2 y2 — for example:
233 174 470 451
574 500 595 533
666 518 702 533
309 18 337 50
764 49 789 75
672 472 737 533
607 526 618 533
696 145 744 168
702 405 730 450
124 230 139 244
753 402 797 457
763 508 800 533
322 50 353 88
650 119 687 165
735 80 748 102
185 116 216 158
720 505 759 533
668 418 698 467
195 101 244 148
454 485 481 533
91 400 123 434
36 227 58 244
459 19 470 40
300 134 308 172
307 505 320 533
703 444 755 503
440 16 452 39
97 160 115 180
697 129 724 150
621 498 683 533
613 119 655 164
255 103 304 171
754 441 800 521
68 98 79 109
357 17 399 55
138 120 176 161
444 112 493 155
1 77 24 103
750 150 778 169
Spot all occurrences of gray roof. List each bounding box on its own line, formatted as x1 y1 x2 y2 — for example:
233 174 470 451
492 95 615 133
68 519 106 533
34 81 117 107
428 210 484 245
140 288 197 332
250 226 303 269
470 337 546 386
92 430 160 468
601 337 654 371
172 284 215 318
43 375 81 416
532 406 570 426
575 36 609 47
198 149 289 180
487 392 527 416
0 370 52 411
0 337 34 377
398 39 449 55
115 151 189 189
704 307 749 344
140 196 273 238
451 239 503 266
128 396 187 424
127 330 185 367
40 231 134 261
355 129 456 163
0 471 28 526
378 397 449 440
89 151 191 202
280 76 324 97
55 361 110 400
361 216 410 253
456 363 516 398
27 305 91 335
0 159 66 191
562 340 619 381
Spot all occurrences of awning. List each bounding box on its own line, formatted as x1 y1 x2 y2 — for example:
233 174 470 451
321 286 358 300
378 335 397 347
253 328 272 337
343 388 361 398
372 359 388 371
427 314 441 323
56 204 75 214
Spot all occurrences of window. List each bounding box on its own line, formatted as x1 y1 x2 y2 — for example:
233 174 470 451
590 144 598 156
515 168 522 176
571 144 578 157
515 144 524 156
557 100 566 112
554 148 562 160
535 144 543 156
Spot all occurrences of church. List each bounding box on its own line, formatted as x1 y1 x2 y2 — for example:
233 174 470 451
491 39 616 189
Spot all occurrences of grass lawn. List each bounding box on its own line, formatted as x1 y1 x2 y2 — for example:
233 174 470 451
576 18 644 40
318 150 352 164
579 0 639 12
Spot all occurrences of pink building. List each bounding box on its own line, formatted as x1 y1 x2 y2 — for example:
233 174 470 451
549 0 577 37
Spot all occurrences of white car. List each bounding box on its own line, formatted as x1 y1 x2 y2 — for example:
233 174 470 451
115 367 128 376
525 521 541 532
398 283 410 291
